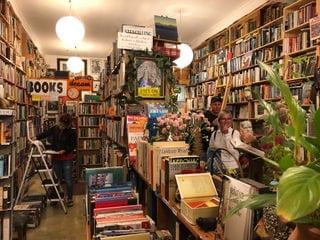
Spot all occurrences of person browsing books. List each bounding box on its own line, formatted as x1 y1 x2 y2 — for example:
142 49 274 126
239 120 264 182
36 113 77 207
202 96 222 160
207 110 241 178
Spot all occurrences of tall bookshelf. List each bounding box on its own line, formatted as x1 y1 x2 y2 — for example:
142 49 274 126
0 108 15 240
189 0 319 131
0 0 46 238
77 97 103 179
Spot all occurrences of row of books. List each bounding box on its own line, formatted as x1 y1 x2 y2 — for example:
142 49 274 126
136 141 190 191
78 139 101 150
260 3 284 25
79 116 100 126
105 143 126 167
0 154 11 177
79 127 100 138
79 104 103 115
85 167 155 239
80 153 102 165
285 1 316 30
283 31 313 54
0 186 10 210
0 118 12 145
0 60 15 83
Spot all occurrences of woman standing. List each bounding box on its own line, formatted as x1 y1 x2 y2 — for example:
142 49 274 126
36 113 77 207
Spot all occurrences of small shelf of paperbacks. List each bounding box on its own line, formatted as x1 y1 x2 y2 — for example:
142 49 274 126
77 95 103 179
189 0 319 131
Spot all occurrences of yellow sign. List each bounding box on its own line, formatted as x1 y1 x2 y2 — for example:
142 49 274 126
138 87 160 97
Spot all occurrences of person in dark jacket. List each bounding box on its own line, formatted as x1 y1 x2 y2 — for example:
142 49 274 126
202 96 222 160
36 113 77 207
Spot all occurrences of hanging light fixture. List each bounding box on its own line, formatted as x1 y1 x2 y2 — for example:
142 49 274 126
173 9 194 69
55 0 85 47
173 43 193 68
67 56 84 73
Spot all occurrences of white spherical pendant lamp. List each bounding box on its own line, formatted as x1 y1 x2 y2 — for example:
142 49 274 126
173 43 194 69
56 16 85 47
67 56 84 73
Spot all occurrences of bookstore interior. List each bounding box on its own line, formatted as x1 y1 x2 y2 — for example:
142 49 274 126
1 0 320 239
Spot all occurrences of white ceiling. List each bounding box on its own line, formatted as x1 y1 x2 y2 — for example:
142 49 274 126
10 0 267 59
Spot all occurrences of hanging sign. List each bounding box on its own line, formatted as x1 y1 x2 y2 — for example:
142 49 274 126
117 25 153 51
28 79 67 96
68 76 93 91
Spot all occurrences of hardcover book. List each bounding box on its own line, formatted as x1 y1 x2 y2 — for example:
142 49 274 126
160 155 201 203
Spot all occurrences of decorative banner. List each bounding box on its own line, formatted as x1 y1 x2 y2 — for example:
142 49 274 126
28 79 67 96
118 25 153 51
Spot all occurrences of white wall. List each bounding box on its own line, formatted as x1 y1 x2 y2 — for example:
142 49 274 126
44 54 105 80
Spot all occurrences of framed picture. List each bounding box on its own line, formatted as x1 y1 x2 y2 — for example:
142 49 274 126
135 57 164 99
47 100 59 113
57 58 87 76
90 59 102 75
93 81 100 92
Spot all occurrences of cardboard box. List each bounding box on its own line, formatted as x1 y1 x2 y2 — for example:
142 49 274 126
175 173 219 225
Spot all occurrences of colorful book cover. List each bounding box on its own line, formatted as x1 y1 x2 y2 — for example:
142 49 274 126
146 103 168 140
127 115 148 166
85 167 126 189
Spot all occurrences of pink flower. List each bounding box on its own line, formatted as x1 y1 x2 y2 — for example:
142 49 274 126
161 128 168 134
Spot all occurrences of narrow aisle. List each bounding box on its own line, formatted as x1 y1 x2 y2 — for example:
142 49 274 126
22 176 87 240
26 195 86 240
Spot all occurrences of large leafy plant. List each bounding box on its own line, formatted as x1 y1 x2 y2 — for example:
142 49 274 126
226 60 320 226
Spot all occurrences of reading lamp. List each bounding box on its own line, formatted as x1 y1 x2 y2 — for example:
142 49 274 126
55 0 85 48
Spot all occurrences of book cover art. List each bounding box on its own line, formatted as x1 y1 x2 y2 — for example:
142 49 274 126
154 15 178 41
146 103 168 140
127 115 148 166
85 167 126 189
223 176 257 240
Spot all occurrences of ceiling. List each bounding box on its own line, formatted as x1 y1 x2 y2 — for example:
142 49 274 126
10 0 267 59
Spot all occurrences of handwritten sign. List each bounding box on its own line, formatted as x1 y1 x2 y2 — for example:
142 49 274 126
68 77 92 91
118 25 153 51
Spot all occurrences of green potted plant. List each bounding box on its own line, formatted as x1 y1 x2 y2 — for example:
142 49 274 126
226 60 320 239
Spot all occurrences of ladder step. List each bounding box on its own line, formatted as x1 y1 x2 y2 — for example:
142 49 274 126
42 179 59 186
35 166 53 172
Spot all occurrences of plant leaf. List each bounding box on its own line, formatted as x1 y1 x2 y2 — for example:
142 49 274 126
224 194 276 222
314 110 320 144
277 166 320 221
258 61 306 141
278 154 294 172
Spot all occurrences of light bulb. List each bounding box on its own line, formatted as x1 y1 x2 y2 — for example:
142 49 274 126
173 43 194 69
67 56 84 73
56 16 85 47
